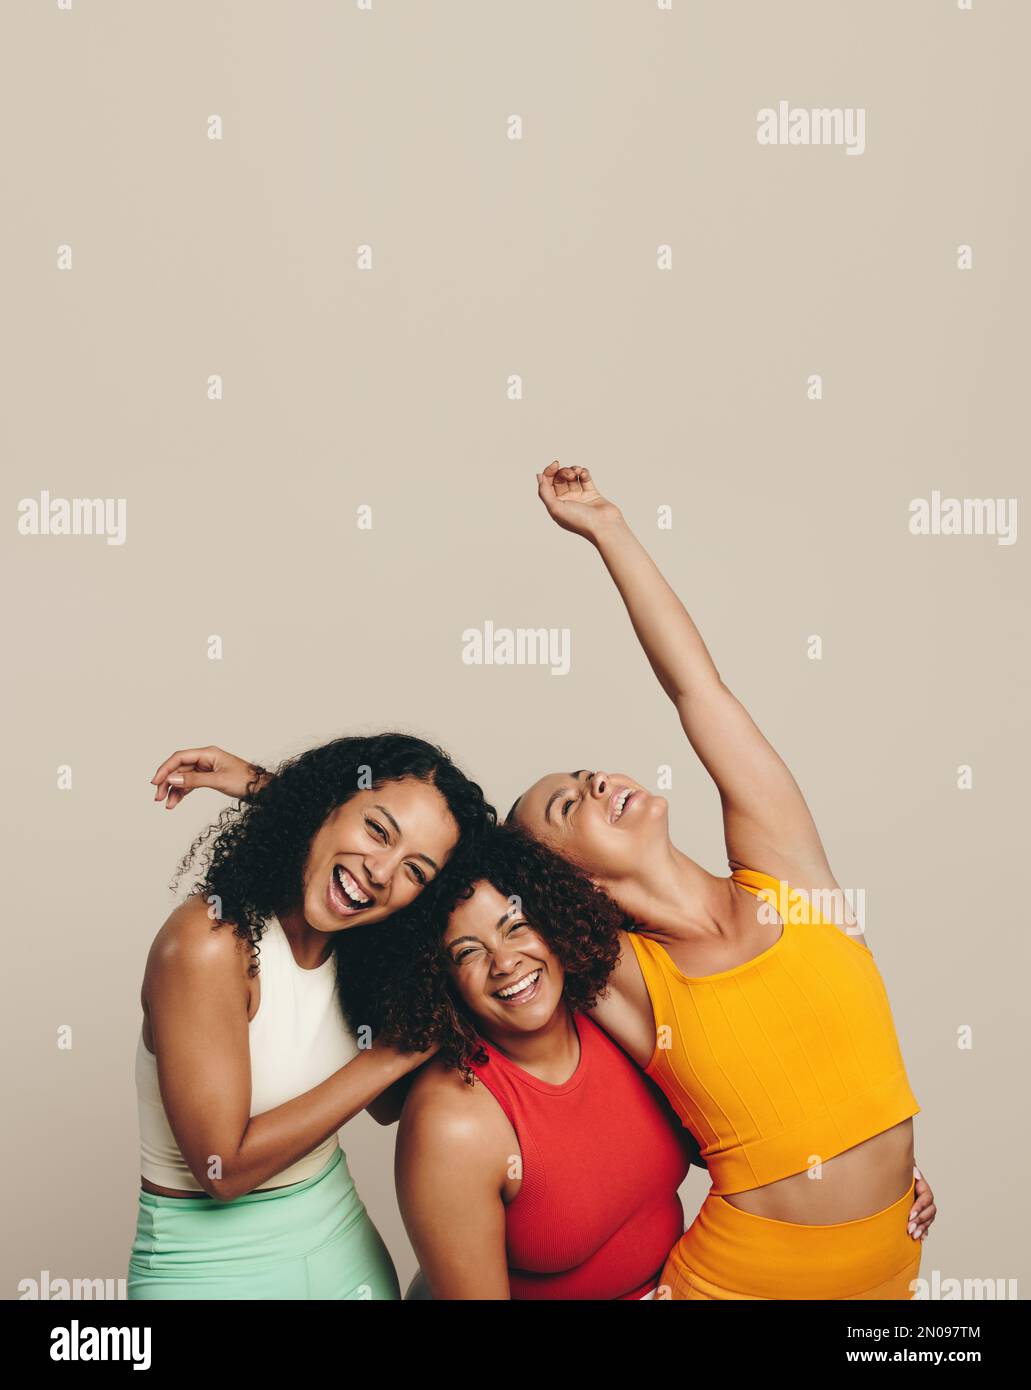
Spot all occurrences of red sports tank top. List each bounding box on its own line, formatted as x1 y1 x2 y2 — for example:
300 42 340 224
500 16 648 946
466 1010 691 1300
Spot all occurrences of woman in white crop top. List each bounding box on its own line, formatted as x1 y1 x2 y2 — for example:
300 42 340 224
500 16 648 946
128 731 494 1300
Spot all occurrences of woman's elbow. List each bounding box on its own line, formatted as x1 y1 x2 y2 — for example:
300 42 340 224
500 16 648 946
187 1154 245 1202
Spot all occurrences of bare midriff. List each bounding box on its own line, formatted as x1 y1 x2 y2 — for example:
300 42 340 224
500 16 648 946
140 1177 212 1199
139 1176 296 1198
719 1117 915 1224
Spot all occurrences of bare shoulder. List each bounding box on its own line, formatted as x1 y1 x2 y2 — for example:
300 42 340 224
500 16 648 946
144 896 254 997
401 1058 514 1162
405 1057 498 1130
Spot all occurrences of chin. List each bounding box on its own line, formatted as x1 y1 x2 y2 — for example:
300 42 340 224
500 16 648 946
493 1004 550 1031
500 987 560 1029
641 793 671 834
303 895 355 935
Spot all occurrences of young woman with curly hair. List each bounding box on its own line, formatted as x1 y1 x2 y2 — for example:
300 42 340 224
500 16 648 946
128 731 494 1301
499 462 937 1299
165 469 939 1300
385 824 698 1300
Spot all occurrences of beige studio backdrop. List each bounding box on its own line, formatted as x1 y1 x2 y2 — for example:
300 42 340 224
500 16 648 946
2 0 1028 1298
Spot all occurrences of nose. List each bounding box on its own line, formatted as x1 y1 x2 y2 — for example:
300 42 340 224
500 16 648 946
588 771 610 798
489 940 526 976
361 852 392 892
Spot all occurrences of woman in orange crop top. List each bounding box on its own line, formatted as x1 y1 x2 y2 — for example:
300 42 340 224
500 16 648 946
505 463 937 1299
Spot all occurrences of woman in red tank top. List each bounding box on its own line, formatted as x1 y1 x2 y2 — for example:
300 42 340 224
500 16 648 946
393 826 698 1300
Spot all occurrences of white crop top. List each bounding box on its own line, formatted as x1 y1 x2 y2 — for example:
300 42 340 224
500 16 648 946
136 914 359 1192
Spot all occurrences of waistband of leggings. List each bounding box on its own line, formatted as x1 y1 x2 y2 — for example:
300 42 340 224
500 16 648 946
676 1177 917 1299
137 1143 345 1210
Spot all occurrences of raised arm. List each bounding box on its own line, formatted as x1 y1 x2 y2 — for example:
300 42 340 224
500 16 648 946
144 897 435 1200
151 746 270 811
536 462 834 883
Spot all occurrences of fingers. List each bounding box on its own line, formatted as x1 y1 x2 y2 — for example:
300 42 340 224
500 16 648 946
151 746 218 788
908 1175 936 1240
537 460 562 509
156 767 211 808
908 1199 936 1239
909 1186 932 1216
537 460 587 505
554 465 584 497
151 747 220 804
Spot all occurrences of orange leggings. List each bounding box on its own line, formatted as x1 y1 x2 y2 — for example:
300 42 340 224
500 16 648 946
659 1177 922 1300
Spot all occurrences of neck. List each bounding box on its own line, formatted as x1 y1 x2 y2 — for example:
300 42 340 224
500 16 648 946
607 841 736 942
276 905 334 969
480 1000 580 1084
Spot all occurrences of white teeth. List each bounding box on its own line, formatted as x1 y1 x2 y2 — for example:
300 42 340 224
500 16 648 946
497 969 541 1000
613 789 632 821
335 866 371 905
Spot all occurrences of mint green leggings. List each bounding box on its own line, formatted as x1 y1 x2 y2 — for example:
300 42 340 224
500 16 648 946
128 1146 400 1300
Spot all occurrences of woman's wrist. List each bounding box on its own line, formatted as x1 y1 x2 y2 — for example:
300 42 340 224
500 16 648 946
242 765 270 800
587 506 628 549
367 1038 439 1081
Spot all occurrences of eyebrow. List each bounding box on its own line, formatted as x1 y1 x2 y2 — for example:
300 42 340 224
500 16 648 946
446 909 521 955
542 771 588 824
369 803 441 872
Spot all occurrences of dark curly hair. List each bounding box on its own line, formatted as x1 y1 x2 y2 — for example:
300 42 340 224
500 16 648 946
174 732 497 991
346 822 631 1082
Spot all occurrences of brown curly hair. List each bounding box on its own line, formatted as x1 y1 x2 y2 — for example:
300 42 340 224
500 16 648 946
337 822 632 1082
172 730 495 977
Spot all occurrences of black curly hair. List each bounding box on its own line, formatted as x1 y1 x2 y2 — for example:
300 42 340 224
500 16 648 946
174 732 497 994
345 821 632 1081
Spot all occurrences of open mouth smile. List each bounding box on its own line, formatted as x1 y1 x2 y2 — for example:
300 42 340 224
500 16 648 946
609 787 639 823
327 864 375 917
493 968 543 1006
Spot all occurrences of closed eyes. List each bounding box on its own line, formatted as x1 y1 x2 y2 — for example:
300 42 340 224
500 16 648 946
452 921 531 963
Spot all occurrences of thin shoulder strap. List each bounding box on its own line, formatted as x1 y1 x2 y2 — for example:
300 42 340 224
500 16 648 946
730 867 792 925
732 867 827 927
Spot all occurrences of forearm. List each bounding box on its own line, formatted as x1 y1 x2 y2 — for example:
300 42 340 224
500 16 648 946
366 1071 416 1126
592 515 722 704
205 1044 428 1199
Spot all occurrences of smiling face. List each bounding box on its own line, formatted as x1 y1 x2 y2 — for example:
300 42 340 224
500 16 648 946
301 777 460 933
509 769 670 888
442 881 565 1041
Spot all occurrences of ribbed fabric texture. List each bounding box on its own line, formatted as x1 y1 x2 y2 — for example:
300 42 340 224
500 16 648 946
626 868 920 1196
468 1011 691 1300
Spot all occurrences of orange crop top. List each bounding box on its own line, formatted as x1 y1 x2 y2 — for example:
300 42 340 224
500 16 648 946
626 867 920 1196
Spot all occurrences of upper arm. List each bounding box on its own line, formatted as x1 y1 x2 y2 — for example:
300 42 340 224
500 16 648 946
675 679 833 880
143 898 254 1195
395 1068 511 1300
